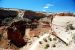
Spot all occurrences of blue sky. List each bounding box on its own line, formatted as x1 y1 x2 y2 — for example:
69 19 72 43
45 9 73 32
0 0 75 13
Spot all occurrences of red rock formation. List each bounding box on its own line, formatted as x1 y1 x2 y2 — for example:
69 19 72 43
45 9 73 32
7 27 27 48
56 13 73 16
23 10 46 20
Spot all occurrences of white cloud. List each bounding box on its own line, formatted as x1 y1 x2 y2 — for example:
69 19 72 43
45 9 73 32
43 3 54 9
42 10 46 11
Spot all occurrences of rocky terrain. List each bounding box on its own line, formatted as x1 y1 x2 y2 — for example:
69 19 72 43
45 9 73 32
0 8 75 50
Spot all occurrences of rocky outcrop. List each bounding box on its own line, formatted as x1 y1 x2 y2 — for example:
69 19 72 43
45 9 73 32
0 8 75 48
56 12 74 16
0 9 18 19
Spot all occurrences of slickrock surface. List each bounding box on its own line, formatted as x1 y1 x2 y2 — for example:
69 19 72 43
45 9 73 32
0 8 75 50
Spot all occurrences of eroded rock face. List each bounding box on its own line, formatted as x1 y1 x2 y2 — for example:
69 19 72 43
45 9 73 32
23 10 46 20
7 20 28 48
56 13 74 16
7 20 39 48
10 21 27 38
0 8 75 49
7 27 27 48
0 9 18 26
0 9 18 19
